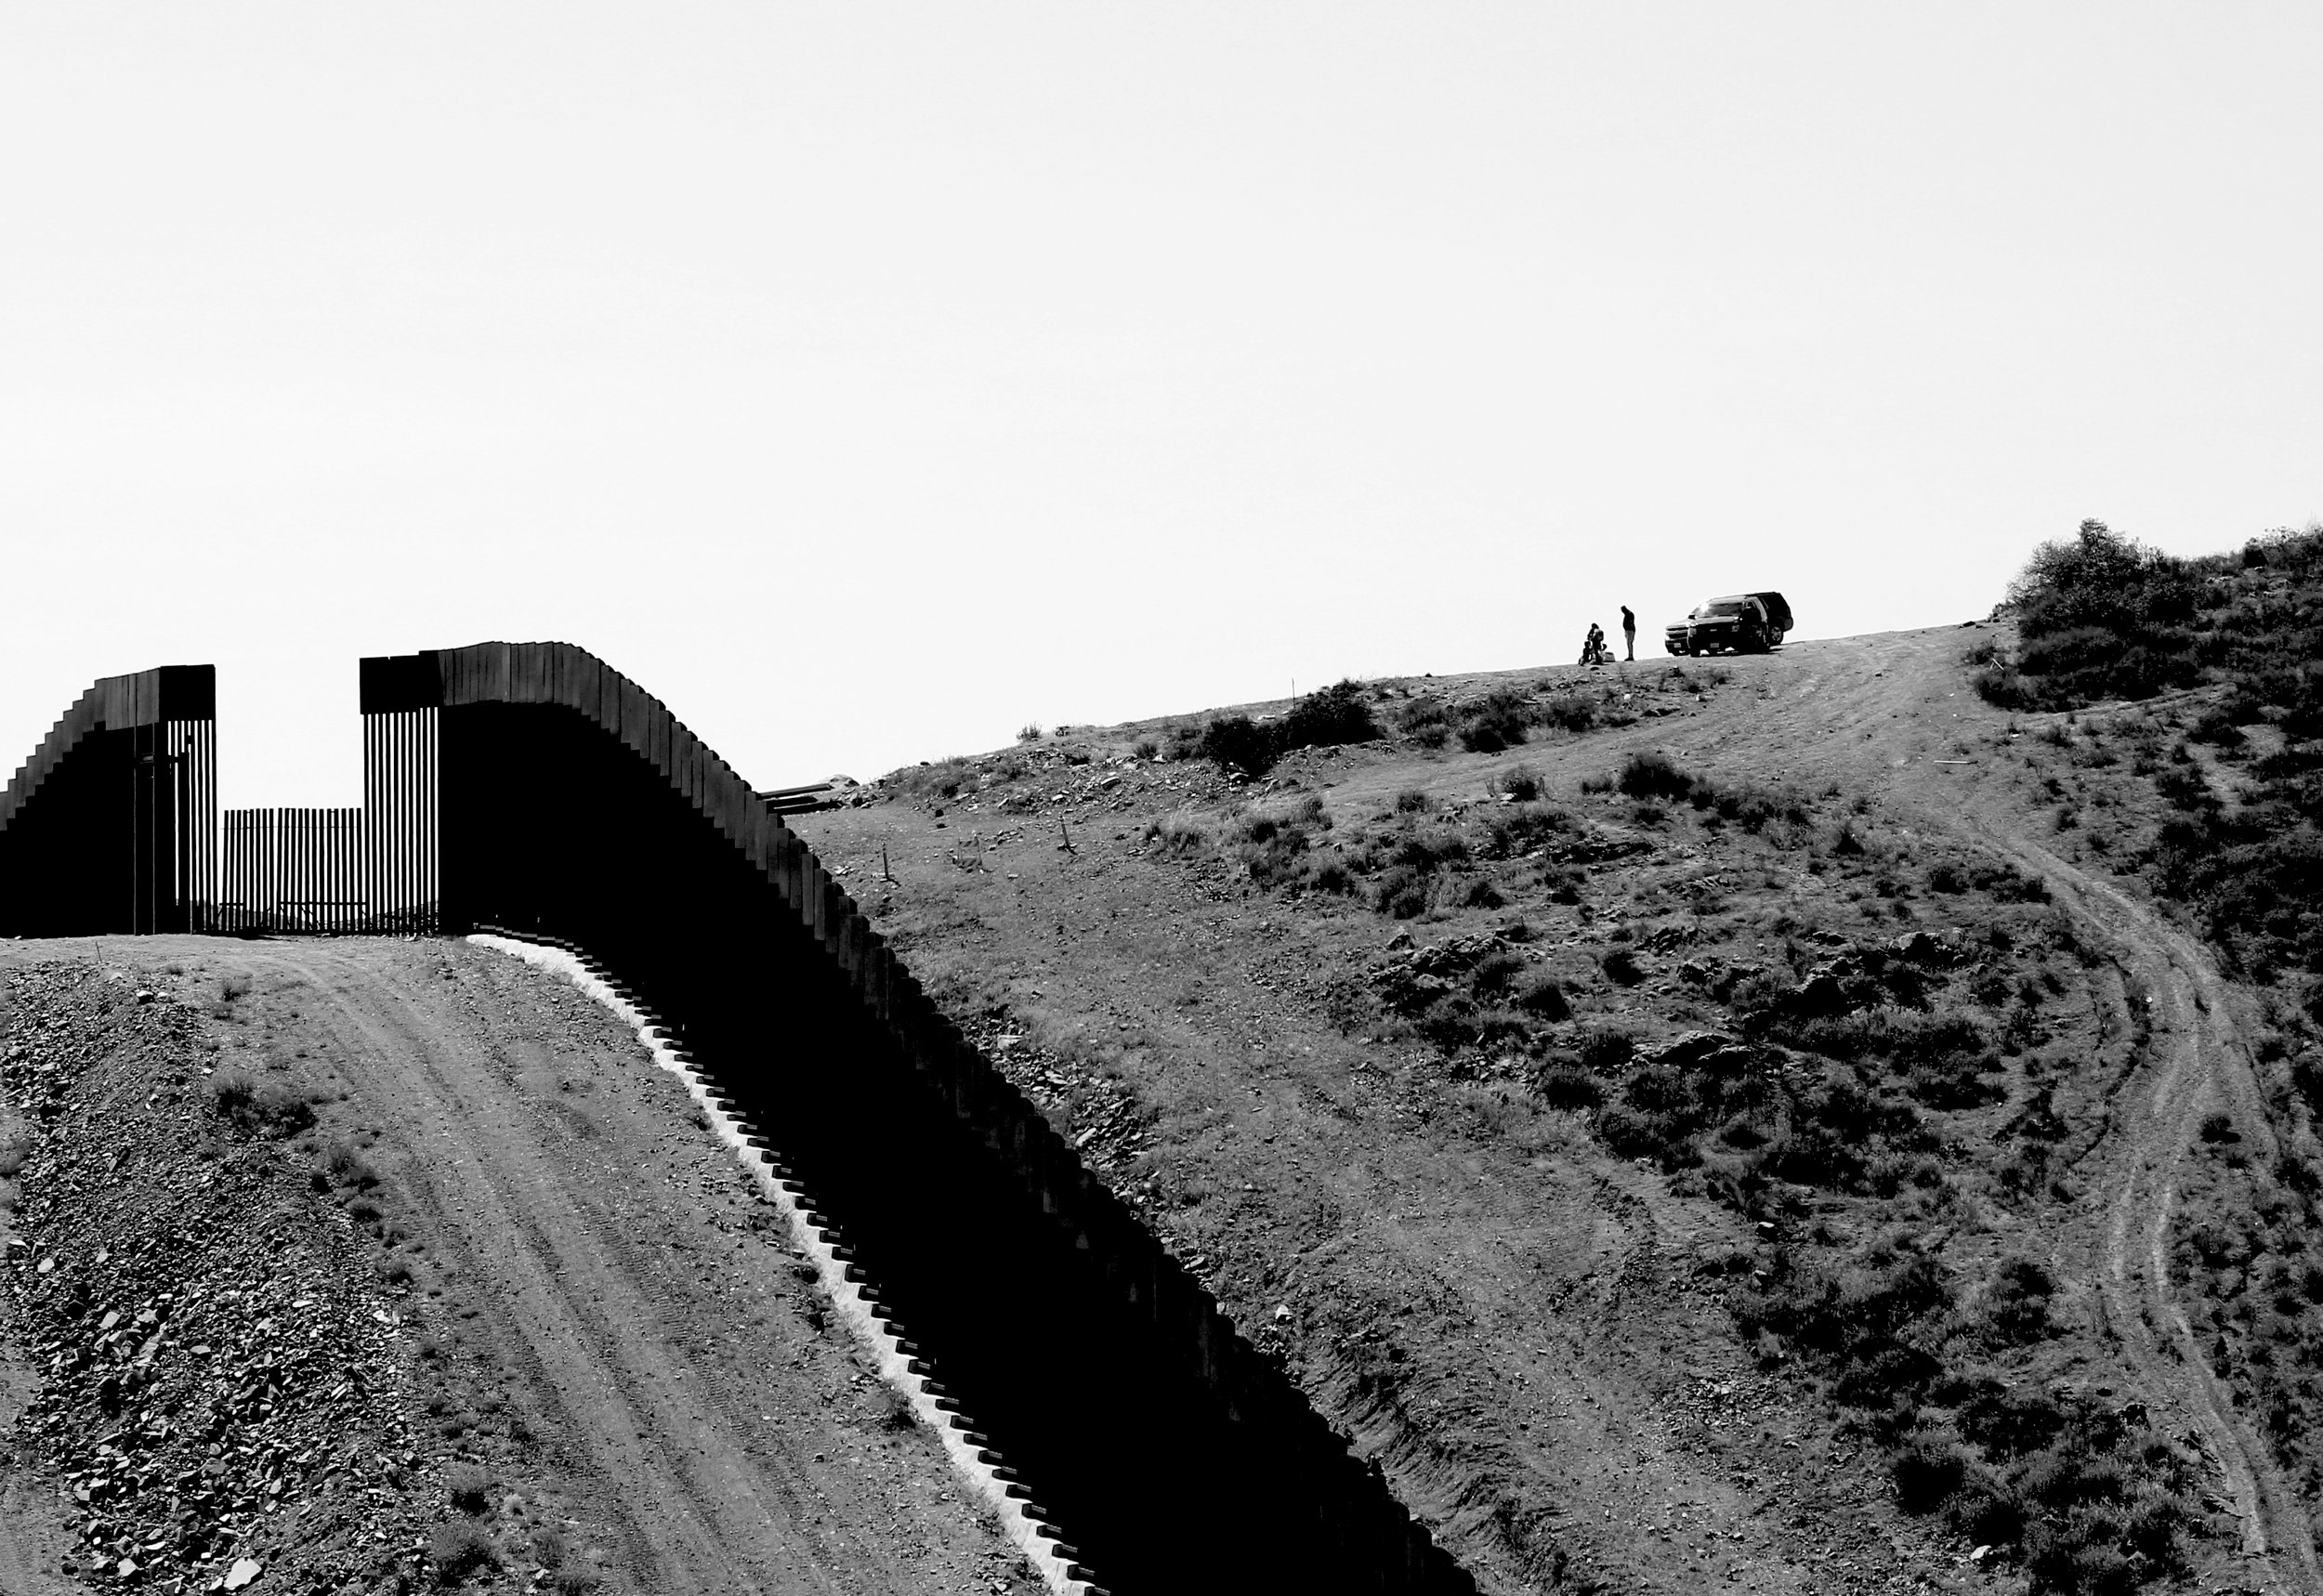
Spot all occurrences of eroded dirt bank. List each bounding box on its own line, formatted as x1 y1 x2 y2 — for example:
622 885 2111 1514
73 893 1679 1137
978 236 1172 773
0 938 1041 1596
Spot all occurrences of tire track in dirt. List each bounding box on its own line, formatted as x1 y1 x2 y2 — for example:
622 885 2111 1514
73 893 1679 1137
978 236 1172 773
272 941 846 1594
1810 630 2322 1591
1951 813 2319 1590
240 938 1019 1596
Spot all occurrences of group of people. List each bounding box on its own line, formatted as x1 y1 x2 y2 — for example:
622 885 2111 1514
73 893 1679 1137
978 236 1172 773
1581 605 1637 667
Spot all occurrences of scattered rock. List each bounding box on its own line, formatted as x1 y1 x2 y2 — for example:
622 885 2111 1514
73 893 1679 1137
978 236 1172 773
1641 1032 1738 1069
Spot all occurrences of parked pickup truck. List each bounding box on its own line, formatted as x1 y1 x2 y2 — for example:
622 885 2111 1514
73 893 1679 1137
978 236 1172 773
1664 592 1792 655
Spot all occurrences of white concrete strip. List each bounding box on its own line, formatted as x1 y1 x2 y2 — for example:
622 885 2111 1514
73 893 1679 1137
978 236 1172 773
467 934 1094 1596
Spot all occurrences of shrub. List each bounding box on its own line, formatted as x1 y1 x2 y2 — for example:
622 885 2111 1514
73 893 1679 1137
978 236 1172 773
1995 520 2207 709
1145 813 1207 854
447 1464 496 1514
1457 689 1534 753
1482 803 1572 858
1537 693 1597 734
211 1070 315 1137
1453 875 1505 909
1575 1027 1634 1073
1615 751 1694 802
1393 788 1431 814
1278 680 1377 750
1469 950 1527 998
427 1519 499 1586
1202 681 1380 777
209 1068 256 1116
1491 764 1543 803
1978 1256 2056 1346
1514 970 1569 1018
531 1527 568 1569
1234 796 1330 887
1892 1435 1970 1515
1371 867 1431 920
1972 661 2031 709
1689 778 1807 832
1131 737 1159 760
252 1079 314 1135
322 1139 381 1189
1396 699 1450 749
881 1386 918 1430
1201 714 1277 777
1017 724 1043 742
1306 857 1356 896
1600 948 1643 987
1533 1064 1602 1109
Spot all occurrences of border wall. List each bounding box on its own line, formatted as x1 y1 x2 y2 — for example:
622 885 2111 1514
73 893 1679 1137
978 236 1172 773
0 664 217 935
361 641 1476 1596
0 644 1480 1594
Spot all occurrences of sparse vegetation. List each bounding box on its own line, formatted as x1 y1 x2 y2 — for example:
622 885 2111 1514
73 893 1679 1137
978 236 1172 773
447 1463 497 1513
1739 1243 2198 1593
427 1518 500 1585
210 1067 317 1137
1490 764 1543 803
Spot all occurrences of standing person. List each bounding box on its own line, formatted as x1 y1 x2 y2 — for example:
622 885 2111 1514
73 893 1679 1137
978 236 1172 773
1620 605 1636 661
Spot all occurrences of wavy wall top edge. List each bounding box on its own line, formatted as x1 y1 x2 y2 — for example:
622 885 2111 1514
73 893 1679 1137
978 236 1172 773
0 666 216 836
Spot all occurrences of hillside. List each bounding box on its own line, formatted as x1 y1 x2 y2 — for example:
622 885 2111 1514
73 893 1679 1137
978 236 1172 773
7 555 2319 1596
797 618 2315 1596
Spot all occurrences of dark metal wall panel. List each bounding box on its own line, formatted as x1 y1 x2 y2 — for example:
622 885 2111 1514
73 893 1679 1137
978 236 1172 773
0 666 217 935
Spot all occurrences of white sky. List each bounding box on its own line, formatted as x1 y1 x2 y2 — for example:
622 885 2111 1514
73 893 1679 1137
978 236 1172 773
3 6 2317 806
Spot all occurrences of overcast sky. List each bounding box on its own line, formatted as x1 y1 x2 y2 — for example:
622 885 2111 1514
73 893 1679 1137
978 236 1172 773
3 6 2317 807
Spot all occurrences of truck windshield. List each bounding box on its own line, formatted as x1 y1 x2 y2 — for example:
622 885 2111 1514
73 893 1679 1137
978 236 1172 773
1706 601 1747 617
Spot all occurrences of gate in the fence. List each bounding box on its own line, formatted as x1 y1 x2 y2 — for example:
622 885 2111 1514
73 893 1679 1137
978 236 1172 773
219 807 365 933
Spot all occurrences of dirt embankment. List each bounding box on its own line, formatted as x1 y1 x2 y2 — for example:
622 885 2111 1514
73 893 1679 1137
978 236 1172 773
1 938 1040 1596
799 624 2317 1596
